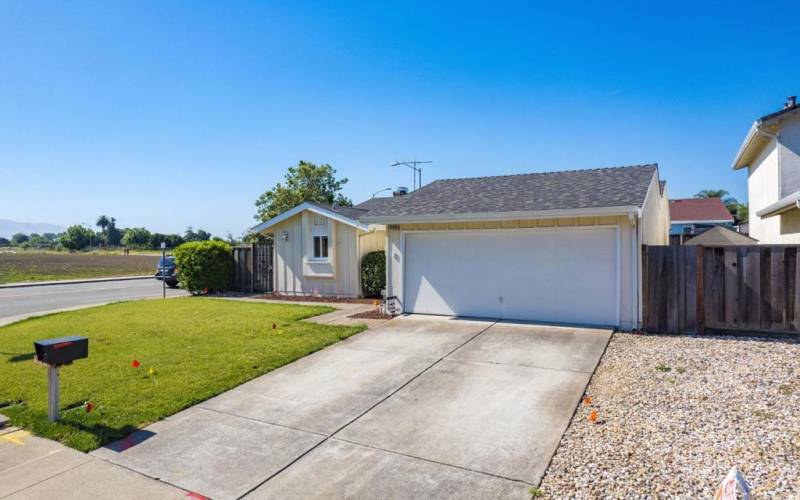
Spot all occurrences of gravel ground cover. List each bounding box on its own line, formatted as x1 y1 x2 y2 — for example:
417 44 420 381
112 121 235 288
539 332 800 498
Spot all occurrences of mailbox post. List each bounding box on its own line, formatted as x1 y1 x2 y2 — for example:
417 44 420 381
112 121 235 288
33 336 89 422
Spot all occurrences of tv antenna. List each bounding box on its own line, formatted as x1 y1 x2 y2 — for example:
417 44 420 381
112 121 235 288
391 160 432 191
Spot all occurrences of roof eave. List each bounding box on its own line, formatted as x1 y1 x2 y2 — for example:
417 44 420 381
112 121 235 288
359 205 641 225
732 121 760 170
249 202 369 234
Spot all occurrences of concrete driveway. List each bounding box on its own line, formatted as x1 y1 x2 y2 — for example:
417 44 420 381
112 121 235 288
93 315 612 499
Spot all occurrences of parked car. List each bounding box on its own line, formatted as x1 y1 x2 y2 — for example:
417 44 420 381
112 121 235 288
155 255 179 287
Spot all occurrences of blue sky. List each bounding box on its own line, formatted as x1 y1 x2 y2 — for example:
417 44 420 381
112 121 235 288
1 1 798 237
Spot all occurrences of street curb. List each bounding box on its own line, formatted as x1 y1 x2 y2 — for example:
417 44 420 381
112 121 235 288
0 275 152 289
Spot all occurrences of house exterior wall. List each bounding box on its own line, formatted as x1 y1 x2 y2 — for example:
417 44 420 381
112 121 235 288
640 174 670 245
358 230 386 259
384 214 639 329
268 211 384 297
746 115 800 244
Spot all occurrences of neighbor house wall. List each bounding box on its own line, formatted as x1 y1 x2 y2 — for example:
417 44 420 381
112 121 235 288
384 215 639 329
640 174 670 245
746 113 800 244
270 211 363 296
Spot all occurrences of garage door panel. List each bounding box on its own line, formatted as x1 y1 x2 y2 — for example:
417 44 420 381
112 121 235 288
404 232 501 318
496 231 558 322
404 228 618 326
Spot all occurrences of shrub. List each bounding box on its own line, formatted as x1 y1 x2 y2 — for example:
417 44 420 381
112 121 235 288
360 250 386 297
174 240 233 294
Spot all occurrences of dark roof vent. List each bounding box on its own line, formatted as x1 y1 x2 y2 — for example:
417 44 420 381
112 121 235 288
785 96 797 109
393 186 409 196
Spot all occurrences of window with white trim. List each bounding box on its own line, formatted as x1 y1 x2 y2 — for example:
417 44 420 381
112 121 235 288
311 218 329 261
313 235 329 259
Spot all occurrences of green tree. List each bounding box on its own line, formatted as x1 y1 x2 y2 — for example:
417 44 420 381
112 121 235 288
0 237 10 246
96 215 110 246
184 227 211 242
254 161 352 223
106 217 122 246
11 233 29 246
59 225 94 251
122 227 152 248
736 203 749 224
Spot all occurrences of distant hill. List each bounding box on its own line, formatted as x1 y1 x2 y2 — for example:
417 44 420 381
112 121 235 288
0 219 65 239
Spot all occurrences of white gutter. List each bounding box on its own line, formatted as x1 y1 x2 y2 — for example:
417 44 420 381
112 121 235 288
671 219 735 225
755 191 800 219
359 205 640 225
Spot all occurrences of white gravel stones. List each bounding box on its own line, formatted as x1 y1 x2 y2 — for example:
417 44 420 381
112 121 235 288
538 333 800 498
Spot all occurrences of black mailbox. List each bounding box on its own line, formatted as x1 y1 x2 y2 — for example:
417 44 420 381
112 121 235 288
34 336 89 366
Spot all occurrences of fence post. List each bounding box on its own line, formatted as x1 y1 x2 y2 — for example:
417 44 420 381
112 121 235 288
250 244 255 293
696 246 705 334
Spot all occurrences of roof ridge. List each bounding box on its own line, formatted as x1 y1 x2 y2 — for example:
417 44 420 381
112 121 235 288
423 163 658 184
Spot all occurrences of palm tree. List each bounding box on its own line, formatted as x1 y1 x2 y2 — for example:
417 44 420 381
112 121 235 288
96 215 110 247
694 189 729 199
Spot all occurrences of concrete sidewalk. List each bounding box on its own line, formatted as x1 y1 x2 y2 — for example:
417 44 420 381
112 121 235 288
0 427 186 499
223 296 392 329
0 275 151 289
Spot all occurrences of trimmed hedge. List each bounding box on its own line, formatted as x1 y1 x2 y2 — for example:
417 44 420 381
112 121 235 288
361 250 386 298
174 240 233 294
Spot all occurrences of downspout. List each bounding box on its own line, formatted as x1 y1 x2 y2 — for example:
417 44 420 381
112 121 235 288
629 208 641 331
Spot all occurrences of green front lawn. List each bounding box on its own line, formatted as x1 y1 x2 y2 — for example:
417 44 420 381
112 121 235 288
0 298 364 451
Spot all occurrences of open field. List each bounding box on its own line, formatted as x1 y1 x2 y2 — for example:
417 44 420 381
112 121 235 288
0 298 364 451
0 251 159 283
539 333 800 498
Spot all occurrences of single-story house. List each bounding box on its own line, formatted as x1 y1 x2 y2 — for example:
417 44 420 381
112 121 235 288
683 225 758 246
251 164 670 329
668 197 735 244
733 96 800 243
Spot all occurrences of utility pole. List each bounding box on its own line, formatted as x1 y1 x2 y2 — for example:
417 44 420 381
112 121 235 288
391 160 432 191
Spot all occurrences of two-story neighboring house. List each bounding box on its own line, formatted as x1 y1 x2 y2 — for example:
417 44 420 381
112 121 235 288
732 96 800 243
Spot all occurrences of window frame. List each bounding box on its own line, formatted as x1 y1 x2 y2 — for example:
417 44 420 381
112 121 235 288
312 235 329 260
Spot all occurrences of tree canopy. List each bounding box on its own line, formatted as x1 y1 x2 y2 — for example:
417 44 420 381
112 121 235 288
254 161 352 222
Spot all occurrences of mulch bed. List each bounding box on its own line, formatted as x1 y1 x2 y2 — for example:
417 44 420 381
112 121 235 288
348 309 394 320
257 293 378 305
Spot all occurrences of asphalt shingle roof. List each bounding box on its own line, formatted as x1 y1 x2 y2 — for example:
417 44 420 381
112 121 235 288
669 198 734 222
355 164 658 219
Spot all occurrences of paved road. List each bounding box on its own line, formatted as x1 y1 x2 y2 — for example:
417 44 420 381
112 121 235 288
0 279 187 325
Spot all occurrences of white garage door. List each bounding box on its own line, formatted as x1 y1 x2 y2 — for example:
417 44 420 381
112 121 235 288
403 227 618 326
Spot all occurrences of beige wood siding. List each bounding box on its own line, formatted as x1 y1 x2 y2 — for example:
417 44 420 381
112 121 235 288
269 211 369 297
640 173 670 245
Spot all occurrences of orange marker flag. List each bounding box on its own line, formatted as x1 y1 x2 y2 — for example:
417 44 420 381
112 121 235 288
588 410 598 423
131 360 140 368
583 396 593 406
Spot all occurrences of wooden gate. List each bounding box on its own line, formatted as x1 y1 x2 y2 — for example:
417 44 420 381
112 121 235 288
232 243 273 292
643 245 800 335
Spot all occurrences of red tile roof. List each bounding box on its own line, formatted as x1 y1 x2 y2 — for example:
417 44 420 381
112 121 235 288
669 198 734 223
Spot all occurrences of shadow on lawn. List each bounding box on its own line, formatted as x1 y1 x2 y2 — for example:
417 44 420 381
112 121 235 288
1 351 35 363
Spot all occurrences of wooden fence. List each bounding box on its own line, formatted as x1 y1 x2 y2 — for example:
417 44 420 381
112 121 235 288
231 243 273 293
643 245 800 335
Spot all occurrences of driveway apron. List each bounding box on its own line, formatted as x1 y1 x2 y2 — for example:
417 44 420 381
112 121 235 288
94 315 611 499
